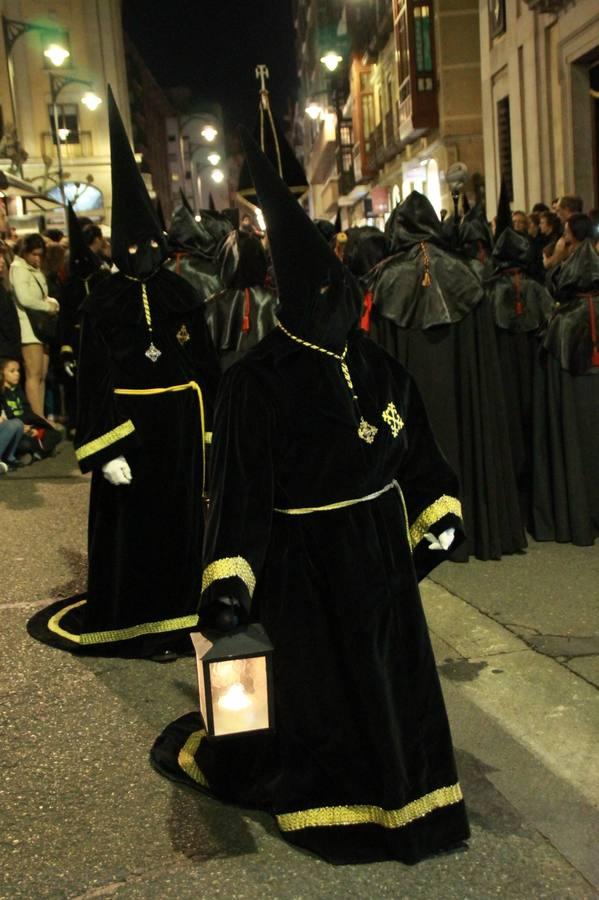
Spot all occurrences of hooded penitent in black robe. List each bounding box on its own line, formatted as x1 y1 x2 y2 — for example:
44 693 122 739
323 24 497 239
204 228 278 370
166 202 233 301
27 87 220 657
367 192 525 561
484 228 554 519
530 240 599 545
456 204 494 283
59 204 110 430
150 129 469 866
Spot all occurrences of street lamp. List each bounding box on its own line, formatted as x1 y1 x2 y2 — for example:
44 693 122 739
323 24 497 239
210 168 224 184
207 152 221 166
43 43 70 67
49 73 102 208
1 16 70 176
305 101 324 120
320 51 343 72
200 124 218 142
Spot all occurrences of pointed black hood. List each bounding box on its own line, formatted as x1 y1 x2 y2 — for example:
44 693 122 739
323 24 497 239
67 202 99 279
237 94 308 207
108 85 167 277
385 191 445 253
344 226 388 279
179 189 194 216
492 228 531 272
459 203 492 257
167 203 233 259
239 126 360 350
495 176 512 242
555 239 599 300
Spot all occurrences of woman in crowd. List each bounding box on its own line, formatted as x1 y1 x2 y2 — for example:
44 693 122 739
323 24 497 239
9 233 60 416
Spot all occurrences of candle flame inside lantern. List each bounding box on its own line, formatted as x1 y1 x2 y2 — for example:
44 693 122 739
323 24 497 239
217 682 252 712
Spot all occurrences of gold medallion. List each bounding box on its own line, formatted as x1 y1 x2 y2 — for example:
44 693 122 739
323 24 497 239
358 418 378 444
176 324 191 345
382 402 404 437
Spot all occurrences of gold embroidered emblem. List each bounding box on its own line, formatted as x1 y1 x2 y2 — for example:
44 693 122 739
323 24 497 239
382 402 404 437
176 324 191 345
358 417 378 444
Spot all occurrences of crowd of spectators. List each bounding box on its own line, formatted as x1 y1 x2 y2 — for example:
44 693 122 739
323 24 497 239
0 218 110 475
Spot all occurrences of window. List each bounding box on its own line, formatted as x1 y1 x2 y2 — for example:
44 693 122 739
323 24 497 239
489 0 506 39
48 103 79 144
497 96 513 200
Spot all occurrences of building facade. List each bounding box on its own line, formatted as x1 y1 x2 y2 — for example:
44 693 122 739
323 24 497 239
0 0 130 226
295 0 485 227
479 0 599 212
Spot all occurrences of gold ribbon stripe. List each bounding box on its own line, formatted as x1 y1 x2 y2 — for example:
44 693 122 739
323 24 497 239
201 556 256 598
409 496 462 549
277 783 463 832
178 729 210 787
47 598 198 645
75 420 135 462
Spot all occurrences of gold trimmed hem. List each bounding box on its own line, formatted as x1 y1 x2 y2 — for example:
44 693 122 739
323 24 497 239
75 420 135 462
46 598 198 645
409 496 462 549
276 783 463 833
274 480 398 516
177 729 209 787
201 556 256 598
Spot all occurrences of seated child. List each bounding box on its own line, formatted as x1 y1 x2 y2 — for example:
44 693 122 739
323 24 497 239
0 413 25 472
0 357 62 461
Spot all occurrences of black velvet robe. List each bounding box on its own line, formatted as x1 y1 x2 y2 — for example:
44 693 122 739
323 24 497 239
151 328 469 864
368 246 526 561
28 269 220 656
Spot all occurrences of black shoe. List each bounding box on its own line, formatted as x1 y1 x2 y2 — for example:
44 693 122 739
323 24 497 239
8 459 27 470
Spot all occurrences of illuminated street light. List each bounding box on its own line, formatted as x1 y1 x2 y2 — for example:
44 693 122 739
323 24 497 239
201 125 218 142
207 152 221 166
320 51 343 72
57 127 70 142
81 91 102 111
43 43 70 67
305 102 323 120
211 168 225 184
194 214 202 222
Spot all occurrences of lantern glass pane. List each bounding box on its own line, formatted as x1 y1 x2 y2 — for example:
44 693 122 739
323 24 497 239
209 655 269 736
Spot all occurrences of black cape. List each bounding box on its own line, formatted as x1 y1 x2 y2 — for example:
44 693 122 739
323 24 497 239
166 206 233 301
369 198 526 561
28 268 221 656
204 230 278 370
151 328 469 864
530 241 599 545
483 229 554 519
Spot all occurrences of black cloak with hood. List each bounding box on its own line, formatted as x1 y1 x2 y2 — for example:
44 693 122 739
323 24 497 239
203 228 278 370
166 201 233 301
28 86 220 658
150 128 470 865
483 226 554 521
530 239 599 545
368 192 526 560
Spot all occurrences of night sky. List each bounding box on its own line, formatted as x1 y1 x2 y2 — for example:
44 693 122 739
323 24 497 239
122 0 298 131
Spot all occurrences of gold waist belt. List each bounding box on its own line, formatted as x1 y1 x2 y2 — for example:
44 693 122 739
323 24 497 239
274 480 399 516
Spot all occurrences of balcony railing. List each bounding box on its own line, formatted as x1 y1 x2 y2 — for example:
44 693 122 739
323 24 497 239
41 131 93 159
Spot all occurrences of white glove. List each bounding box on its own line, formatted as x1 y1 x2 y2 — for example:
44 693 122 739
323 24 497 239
424 528 455 551
101 455 132 486
47 297 60 314
64 361 76 378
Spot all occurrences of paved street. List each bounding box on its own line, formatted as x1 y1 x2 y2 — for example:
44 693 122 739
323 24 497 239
1 445 598 900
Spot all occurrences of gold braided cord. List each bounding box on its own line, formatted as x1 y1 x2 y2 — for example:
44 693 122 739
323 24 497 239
46 598 199 645
178 729 209 787
274 480 398 515
201 556 257 598
114 381 207 496
277 784 463 833
276 318 347 361
75 420 135 462
141 282 153 332
409 495 462 549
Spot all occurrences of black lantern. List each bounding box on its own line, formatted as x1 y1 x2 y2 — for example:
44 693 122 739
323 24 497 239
191 624 275 738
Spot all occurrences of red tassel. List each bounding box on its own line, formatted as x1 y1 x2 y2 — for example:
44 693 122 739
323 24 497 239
586 295 599 367
512 270 523 316
360 291 373 333
242 287 251 333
